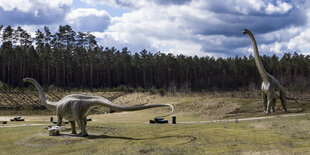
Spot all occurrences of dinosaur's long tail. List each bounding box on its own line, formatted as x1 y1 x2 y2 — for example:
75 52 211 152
284 94 303 110
274 92 303 110
89 98 174 118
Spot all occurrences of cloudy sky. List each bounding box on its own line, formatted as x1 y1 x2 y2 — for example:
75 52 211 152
1 0 310 57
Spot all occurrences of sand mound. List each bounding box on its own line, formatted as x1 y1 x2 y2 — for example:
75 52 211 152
113 93 160 106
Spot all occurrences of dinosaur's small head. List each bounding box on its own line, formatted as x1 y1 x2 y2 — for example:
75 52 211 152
23 77 33 83
243 29 250 35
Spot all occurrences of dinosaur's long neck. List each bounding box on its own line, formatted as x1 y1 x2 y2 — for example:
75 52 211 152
246 32 268 82
90 98 174 117
26 79 56 110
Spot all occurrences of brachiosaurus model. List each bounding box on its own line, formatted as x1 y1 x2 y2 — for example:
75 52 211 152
243 29 302 114
23 78 174 136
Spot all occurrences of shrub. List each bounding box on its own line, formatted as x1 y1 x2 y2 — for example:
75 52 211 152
159 88 165 96
149 87 156 95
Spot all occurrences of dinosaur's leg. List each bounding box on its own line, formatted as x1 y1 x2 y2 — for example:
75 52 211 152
76 119 82 135
77 118 88 136
266 92 274 114
70 121 77 134
57 116 63 126
271 98 276 112
262 93 267 113
280 91 288 112
81 117 88 136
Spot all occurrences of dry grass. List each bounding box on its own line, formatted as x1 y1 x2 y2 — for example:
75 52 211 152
0 113 309 154
0 92 310 154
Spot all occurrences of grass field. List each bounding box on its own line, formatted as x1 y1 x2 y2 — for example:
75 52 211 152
0 92 309 154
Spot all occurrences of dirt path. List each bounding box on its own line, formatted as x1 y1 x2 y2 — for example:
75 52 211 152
1 113 308 128
0 115 53 122
0 115 53 128
178 113 309 124
0 123 49 128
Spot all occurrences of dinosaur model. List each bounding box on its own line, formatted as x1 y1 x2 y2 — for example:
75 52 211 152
243 29 302 114
23 77 174 136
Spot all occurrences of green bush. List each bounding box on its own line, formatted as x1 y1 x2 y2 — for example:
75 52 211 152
126 87 135 93
136 87 146 93
148 87 156 94
159 88 165 96
0 81 4 91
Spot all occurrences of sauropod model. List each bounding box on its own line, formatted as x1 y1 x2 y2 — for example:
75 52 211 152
243 29 302 114
23 78 174 136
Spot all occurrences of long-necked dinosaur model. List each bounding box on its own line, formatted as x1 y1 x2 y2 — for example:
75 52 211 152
23 77 174 136
243 29 302 114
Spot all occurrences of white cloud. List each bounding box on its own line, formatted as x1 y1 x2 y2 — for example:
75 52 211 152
287 28 310 52
0 0 73 25
0 0 32 12
232 0 265 15
81 0 144 8
251 27 310 56
269 42 286 53
0 0 72 12
84 0 308 57
65 8 111 32
200 0 293 15
81 0 191 9
153 39 206 57
43 0 72 8
81 0 115 7
265 1 293 14
67 8 109 19
92 4 205 55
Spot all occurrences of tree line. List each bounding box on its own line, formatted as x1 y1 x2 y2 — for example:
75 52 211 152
0 25 309 92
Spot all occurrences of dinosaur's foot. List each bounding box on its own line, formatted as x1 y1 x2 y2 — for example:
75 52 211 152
72 131 77 134
282 109 288 113
78 132 88 137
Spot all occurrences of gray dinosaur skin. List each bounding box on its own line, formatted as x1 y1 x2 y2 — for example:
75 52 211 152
23 78 174 136
243 29 302 114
